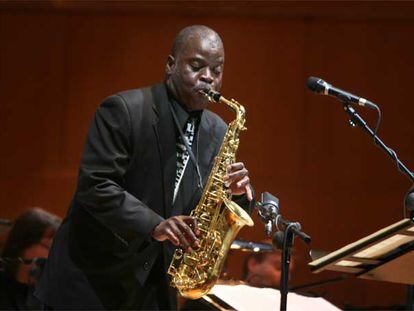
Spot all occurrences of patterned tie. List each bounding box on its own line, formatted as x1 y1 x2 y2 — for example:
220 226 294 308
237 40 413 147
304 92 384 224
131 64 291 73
173 117 196 203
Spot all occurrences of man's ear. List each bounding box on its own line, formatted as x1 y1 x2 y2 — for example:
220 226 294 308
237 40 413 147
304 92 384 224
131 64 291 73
165 55 175 76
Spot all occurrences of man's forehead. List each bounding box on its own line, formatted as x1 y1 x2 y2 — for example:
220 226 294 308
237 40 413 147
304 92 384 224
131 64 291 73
179 32 224 57
188 52 224 63
199 36 223 53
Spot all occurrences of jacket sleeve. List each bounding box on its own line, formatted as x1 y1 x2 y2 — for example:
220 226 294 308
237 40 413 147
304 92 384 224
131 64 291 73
74 95 164 244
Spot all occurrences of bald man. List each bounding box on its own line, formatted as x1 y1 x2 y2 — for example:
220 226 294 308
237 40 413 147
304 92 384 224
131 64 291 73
35 25 253 310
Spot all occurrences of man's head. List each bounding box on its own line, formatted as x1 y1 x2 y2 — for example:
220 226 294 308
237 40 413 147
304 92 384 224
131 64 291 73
165 25 225 111
242 250 295 288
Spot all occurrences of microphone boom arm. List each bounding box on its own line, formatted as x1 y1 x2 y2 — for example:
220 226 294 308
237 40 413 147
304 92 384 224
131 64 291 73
343 104 414 183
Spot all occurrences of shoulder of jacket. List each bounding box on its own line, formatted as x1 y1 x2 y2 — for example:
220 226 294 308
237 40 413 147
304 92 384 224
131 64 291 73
100 85 159 114
115 88 146 107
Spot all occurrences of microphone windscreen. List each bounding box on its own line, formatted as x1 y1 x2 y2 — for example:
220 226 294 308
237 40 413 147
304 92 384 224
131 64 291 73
306 76 324 93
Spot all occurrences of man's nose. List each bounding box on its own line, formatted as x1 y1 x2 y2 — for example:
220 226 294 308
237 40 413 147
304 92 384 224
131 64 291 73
200 68 214 84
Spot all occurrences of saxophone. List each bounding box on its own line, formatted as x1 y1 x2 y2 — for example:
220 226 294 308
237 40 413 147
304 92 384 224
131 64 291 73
167 90 254 299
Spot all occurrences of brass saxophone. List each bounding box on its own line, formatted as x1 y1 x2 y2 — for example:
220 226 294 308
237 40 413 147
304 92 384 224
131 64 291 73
167 90 254 299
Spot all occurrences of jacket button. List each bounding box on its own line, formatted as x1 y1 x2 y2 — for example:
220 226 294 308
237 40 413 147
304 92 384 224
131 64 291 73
143 261 150 271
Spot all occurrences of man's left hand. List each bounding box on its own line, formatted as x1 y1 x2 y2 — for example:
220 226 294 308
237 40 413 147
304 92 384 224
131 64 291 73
223 162 253 201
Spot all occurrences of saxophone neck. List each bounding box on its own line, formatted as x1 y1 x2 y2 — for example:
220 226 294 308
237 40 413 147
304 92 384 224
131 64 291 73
203 90 246 127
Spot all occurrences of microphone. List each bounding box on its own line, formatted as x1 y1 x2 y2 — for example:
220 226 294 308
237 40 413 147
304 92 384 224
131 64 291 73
256 192 279 236
307 76 378 109
256 192 312 244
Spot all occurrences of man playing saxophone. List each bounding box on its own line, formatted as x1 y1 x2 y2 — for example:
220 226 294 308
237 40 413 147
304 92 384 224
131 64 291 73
35 25 253 310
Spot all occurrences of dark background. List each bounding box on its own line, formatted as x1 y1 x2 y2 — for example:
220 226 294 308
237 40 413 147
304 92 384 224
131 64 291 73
1 1 414 309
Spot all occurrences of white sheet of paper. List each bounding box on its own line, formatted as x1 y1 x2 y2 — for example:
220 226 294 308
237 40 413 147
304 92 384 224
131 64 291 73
209 284 340 311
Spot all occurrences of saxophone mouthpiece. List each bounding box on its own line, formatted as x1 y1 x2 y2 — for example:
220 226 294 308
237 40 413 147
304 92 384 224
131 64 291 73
205 90 222 103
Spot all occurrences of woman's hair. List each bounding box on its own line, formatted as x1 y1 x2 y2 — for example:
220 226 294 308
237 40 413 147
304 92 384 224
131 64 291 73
1 208 61 278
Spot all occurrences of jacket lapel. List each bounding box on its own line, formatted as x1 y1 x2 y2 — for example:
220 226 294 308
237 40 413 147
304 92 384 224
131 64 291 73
150 84 177 218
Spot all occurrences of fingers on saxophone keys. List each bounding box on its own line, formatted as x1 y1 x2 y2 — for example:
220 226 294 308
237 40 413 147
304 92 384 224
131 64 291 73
182 215 200 237
165 228 179 247
171 222 191 251
224 162 249 180
178 221 199 249
189 216 200 237
228 162 244 171
185 218 200 249
236 175 250 189
224 168 248 185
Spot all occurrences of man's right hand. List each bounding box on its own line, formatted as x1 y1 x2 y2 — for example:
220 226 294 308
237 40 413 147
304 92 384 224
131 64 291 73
151 216 200 251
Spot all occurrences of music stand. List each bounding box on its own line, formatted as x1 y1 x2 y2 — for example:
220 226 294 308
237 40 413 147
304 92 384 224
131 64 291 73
309 218 414 285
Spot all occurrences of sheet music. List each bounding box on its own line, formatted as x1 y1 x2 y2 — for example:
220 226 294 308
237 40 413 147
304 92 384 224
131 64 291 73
208 284 340 311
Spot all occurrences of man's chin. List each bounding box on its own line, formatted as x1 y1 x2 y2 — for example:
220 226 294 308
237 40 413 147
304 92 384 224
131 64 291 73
187 95 210 111
188 101 209 111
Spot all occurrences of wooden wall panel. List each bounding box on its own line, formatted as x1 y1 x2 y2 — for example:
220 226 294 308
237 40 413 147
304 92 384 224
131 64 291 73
1 3 413 309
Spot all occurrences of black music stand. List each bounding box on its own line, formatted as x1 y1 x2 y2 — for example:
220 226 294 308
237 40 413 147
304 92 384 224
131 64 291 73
309 218 414 285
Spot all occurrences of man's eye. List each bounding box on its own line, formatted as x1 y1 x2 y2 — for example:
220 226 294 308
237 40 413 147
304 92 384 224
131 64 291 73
213 67 222 75
190 64 202 71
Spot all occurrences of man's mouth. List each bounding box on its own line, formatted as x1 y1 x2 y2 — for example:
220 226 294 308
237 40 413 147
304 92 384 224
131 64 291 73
196 89 210 98
195 85 213 94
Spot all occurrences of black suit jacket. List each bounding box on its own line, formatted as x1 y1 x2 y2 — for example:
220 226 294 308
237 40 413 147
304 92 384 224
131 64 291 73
35 84 252 310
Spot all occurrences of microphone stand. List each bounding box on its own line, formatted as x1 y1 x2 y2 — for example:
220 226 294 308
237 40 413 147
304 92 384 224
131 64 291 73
279 225 294 311
342 103 414 183
343 102 414 310
275 220 311 311
256 192 311 311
